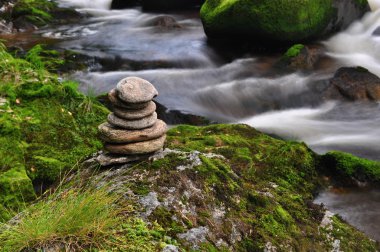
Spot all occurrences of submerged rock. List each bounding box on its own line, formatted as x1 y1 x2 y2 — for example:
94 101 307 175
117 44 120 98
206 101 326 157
143 15 182 29
200 0 369 43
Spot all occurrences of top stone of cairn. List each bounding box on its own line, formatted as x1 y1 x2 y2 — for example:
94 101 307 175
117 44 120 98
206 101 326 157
116 77 158 104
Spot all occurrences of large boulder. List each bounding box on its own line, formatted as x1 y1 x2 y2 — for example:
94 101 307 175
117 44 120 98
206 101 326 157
200 0 370 43
141 0 204 11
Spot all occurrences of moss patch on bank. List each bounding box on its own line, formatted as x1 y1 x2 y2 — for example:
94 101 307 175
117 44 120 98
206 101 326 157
0 43 108 220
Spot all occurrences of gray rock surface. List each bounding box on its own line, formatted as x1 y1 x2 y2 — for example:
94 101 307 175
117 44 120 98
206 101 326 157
95 153 150 166
108 88 150 109
116 77 158 103
99 119 167 143
114 101 156 120
107 112 157 130
105 134 166 154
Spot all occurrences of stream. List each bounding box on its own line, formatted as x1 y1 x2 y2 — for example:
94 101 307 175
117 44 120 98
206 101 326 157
41 0 380 241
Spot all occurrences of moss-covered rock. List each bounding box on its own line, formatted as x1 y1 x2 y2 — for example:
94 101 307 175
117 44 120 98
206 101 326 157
200 0 369 43
59 124 377 251
320 151 380 185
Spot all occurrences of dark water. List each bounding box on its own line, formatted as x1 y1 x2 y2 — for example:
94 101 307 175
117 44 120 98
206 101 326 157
42 0 380 240
315 188 380 241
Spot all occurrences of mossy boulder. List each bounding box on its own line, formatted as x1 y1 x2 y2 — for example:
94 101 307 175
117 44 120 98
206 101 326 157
200 0 369 43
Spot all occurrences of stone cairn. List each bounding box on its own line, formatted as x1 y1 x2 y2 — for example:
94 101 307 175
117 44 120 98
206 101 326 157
96 77 167 166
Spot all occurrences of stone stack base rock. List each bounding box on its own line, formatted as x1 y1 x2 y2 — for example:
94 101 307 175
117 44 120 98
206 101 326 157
97 77 167 166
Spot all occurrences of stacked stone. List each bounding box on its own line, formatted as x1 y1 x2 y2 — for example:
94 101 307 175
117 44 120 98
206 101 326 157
97 77 167 165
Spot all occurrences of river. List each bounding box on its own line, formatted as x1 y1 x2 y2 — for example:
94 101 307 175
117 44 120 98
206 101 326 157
42 0 380 241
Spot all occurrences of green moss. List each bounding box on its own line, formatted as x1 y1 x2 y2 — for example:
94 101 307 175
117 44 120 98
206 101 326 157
321 151 380 183
200 0 334 42
0 44 108 219
150 207 186 236
283 44 305 59
11 0 56 27
0 167 36 220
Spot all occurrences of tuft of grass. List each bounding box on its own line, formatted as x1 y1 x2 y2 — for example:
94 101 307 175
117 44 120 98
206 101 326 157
0 187 122 251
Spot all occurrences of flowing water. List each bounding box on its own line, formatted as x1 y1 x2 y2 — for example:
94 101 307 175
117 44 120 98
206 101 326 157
44 0 380 240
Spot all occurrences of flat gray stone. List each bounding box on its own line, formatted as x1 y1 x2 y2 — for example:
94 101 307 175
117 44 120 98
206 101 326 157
105 134 166 154
96 153 149 166
116 77 158 103
107 112 157 130
108 88 150 109
99 119 167 143
114 101 156 120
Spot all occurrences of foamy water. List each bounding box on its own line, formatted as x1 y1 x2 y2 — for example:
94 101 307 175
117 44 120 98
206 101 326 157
58 0 112 9
325 9 380 76
369 0 380 10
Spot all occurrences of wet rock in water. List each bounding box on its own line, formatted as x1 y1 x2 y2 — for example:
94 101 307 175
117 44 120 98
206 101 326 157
98 119 167 143
276 44 324 72
110 0 139 9
107 112 157 130
97 77 167 165
108 88 150 110
105 134 166 154
113 101 156 120
372 26 380 36
144 15 182 29
324 67 380 101
116 77 158 104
